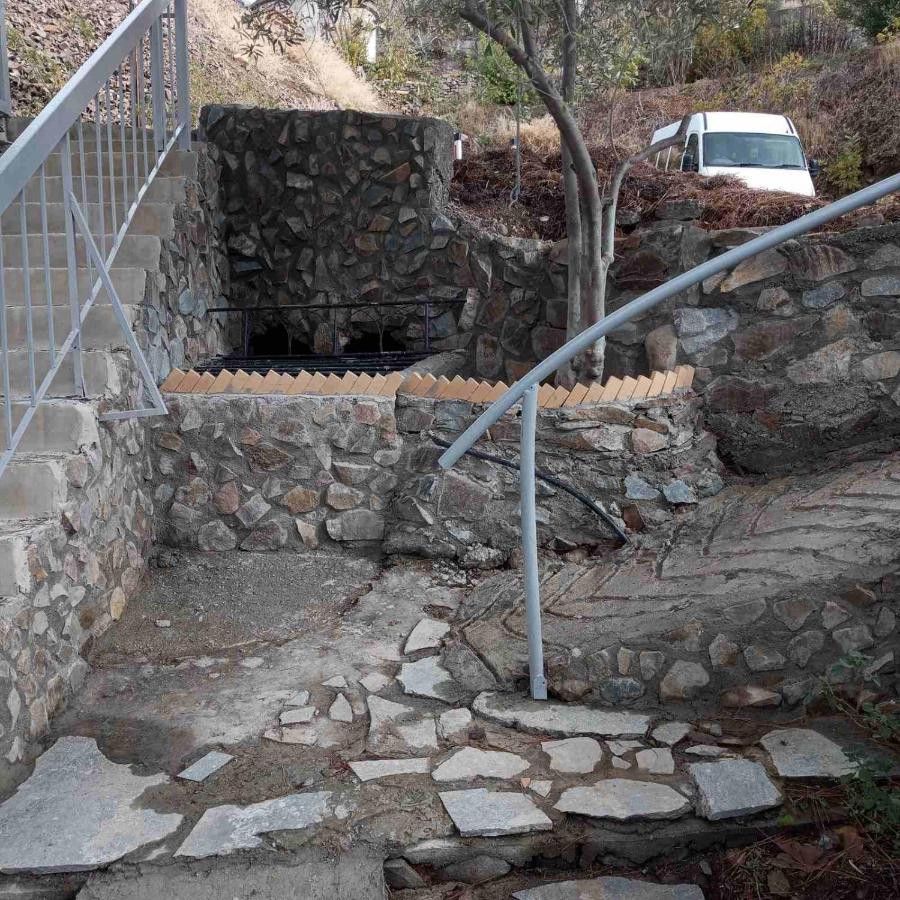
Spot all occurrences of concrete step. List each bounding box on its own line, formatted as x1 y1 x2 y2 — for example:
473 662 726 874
4 398 101 453
4 303 140 350
2 233 160 270
20 175 187 205
2 267 146 306
36 150 196 180
1 349 122 400
6 118 160 143
0 454 68 519
2 202 175 238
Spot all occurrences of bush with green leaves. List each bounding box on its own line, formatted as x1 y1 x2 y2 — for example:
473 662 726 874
824 133 865 194
831 0 900 39
471 34 533 106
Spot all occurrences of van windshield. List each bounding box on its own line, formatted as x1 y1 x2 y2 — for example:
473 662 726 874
703 133 806 170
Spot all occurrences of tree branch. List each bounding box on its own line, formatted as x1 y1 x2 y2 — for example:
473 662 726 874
601 114 691 262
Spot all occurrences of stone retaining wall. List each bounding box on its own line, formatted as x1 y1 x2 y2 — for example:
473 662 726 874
148 389 721 562
0 401 153 788
387 392 723 562
140 145 228 383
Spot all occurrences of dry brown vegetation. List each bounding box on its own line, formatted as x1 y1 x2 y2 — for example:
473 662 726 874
450 41 900 240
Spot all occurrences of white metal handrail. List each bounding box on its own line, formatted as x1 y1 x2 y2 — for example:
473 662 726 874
0 0 191 481
439 171 900 700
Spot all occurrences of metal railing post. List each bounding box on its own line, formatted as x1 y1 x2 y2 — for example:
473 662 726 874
60 137 86 397
0 0 11 119
174 0 191 149
149 15 167 153
520 383 547 700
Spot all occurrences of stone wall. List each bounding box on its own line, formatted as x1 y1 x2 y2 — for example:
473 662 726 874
148 393 401 552
139 145 228 383
199 106 572 372
148 387 721 563
387 391 723 562
0 404 154 788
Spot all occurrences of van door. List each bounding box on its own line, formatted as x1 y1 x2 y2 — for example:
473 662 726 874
681 133 700 173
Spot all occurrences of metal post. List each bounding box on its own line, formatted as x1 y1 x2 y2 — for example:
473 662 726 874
520 383 547 700
242 309 250 357
60 137 86 396
149 16 166 154
424 301 431 354
174 0 191 149
0 0 11 119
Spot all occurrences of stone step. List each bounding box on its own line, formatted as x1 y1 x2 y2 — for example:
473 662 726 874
30 150 196 180
4 303 140 351
0 349 122 400
1 266 146 306
1 202 175 238
19 175 187 205
2 233 160 270
6 118 160 144
1 398 100 454
0 454 69 519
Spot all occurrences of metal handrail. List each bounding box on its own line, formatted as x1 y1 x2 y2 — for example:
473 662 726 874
0 0 191 481
439 171 900 700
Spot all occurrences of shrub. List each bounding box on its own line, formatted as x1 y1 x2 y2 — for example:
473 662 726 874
825 133 865 194
471 35 533 107
336 20 368 70
832 0 900 39
366 44 413 89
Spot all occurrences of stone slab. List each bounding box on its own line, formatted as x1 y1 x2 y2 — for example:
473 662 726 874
177 751 234 783
329 693 354 722
367 695 438 755
541 737 604 774
514 877 705 899
349 758 431 782
688 760 782 821
473 692 651 738
0 737 183 874
555 780 690 822
759 728 857 779
405 618 452 654
399 657 468 703
432 747 530 783
175 792 348 858
360 673 393 693
281 706 317 725
438 708 473 741
651 723 691 746
76 852 385 900
439 789 553 837
635 749 675 775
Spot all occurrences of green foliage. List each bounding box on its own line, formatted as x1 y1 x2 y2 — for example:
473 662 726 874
336 20 369 69
691 3 769 78
367 45 413 89
831 0 900 39
68 14 98 45
824 133 865 194
471 34 533 106
843 757 900 854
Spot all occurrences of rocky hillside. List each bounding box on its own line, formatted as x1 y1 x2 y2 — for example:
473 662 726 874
5 0 388 120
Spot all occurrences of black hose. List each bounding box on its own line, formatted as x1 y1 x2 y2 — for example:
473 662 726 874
430 434 631 546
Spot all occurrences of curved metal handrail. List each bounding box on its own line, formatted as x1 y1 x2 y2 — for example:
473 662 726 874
438 171 900 700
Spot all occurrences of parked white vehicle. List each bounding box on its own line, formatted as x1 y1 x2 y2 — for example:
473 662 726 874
651 111 819 197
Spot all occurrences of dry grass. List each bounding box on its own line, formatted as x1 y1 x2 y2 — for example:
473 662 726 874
451 143 900 241
189 0 387 113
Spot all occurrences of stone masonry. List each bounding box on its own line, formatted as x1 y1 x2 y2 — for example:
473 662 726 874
148 388 720 558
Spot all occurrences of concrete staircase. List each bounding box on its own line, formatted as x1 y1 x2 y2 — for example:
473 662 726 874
0 119 194 597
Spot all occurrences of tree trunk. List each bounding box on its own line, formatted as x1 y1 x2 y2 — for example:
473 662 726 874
559 0 581 388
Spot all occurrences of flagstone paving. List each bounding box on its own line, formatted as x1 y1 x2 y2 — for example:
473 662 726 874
1 548 894 896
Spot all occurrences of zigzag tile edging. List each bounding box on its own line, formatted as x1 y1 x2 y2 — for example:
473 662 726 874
159 366 695 408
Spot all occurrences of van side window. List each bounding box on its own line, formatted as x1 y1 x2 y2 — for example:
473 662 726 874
681 134 699 172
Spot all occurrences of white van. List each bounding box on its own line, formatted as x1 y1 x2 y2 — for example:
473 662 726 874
652 112 819 197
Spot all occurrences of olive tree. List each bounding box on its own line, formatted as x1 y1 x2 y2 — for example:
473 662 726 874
459 1 688 383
